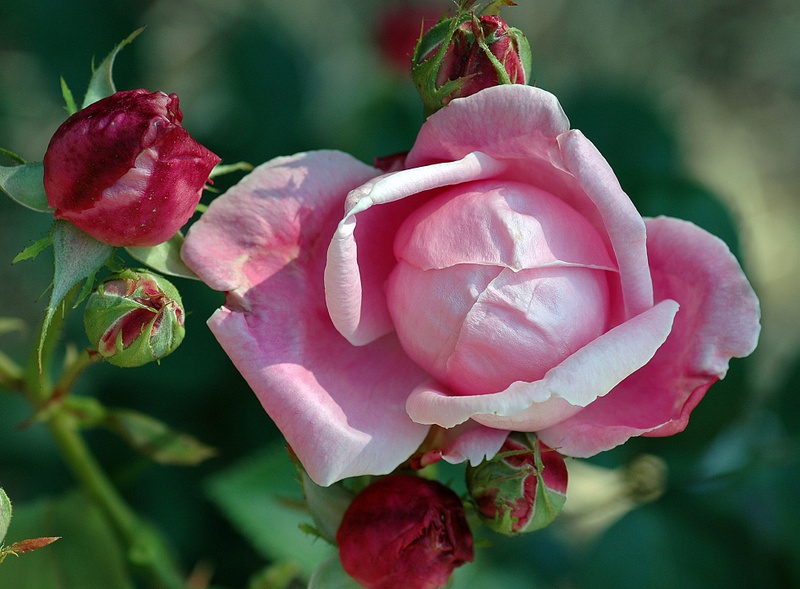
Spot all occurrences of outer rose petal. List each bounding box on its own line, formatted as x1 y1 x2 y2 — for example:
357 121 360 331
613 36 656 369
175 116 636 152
182 151 431 485
538 217 761 456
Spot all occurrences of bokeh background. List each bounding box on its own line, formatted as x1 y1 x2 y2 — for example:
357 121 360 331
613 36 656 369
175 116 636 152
1 1 799 588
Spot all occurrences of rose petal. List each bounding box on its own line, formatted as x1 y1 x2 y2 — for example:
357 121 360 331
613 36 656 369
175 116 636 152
406 300 679 430
537 217 761 456
183 151 431 485
325 151 506 346
406 85 570 168
557 130 653 319
393 180 617 272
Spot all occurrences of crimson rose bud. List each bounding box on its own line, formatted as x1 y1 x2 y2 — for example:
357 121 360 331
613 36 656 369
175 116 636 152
43 89 220 247
84 270 185 367
412 10 531 115
466 433 568 535
336 475 474 589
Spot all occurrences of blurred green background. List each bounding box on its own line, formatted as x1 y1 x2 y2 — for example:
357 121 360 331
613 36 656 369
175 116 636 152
1 1 799 588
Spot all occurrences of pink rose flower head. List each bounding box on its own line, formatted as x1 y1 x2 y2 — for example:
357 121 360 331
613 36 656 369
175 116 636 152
182 85 760 487
44 89 220 247
336 475 474 589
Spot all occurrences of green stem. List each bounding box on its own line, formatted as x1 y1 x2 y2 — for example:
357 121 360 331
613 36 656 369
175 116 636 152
17 288 186 588
45 412 187 589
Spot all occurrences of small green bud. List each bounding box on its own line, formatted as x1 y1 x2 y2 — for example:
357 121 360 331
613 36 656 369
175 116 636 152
466 433 567 535
84 270 185 367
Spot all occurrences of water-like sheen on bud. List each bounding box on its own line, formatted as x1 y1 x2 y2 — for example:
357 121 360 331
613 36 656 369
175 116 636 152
84 270 185 367
466 433 567 535
43 89 220 247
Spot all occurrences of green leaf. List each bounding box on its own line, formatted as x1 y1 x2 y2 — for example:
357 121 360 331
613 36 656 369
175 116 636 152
12 236 52 264
0 162 50 212
308 554 362 589
0 488 11 545
205 443 334 579
103 408 217 466
60 76 78 116
82 28 144 109
0 493 134 588
38 221 113 371
125 233 199 280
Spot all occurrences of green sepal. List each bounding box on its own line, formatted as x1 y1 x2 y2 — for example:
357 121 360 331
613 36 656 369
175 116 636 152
208 161 254 179
125 232 199 280
103 408 217 466
298 468 354 544
411 11 473 117
12 236 52 264
81 27 144 109
0 147 26 164
0 162 50 212
38 220 113 372
0 488 11 545
60 77 78 116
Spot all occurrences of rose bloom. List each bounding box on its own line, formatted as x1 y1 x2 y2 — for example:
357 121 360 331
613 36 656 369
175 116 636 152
182 85 760 486
336 475 474 589
44 89 220 247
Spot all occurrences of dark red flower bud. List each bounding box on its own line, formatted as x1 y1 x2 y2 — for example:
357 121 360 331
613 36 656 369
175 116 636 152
466 433 568 535
43 89 220 247
336 475 474 589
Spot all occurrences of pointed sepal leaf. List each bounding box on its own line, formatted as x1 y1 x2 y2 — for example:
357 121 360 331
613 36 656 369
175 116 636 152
0 163 50 212
38 220 113 370
82 28 144 109
125 232 199 280
12 236 52 264
299 469 354 544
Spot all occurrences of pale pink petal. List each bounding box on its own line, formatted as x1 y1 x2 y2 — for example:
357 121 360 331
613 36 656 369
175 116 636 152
406 300 679 430
182 151 431 486
437 422 510 466
325 151 506 346
406 85 570 168
393 180 617 272
557 130 653 319
538 217 760 456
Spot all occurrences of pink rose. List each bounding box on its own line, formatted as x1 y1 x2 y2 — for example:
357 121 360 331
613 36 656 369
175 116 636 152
181 85 760 486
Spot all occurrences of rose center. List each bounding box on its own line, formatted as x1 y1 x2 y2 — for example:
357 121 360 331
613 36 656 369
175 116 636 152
386 180 614 396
